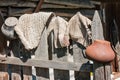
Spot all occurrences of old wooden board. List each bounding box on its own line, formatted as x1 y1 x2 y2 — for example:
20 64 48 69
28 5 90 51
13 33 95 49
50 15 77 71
0 56 92 72
49 32 70 80
10 40 22 80
21 52 32 80
0 0 37 7
91 10 105 80
73 41 90 80
35 27 49 80
0 11 9 80
44 0 95 8
91 10 111 80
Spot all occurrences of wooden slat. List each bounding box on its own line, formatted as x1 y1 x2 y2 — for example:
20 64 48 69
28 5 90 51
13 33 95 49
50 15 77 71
0 56 92 72
8 8 34 16
44 0 95 8
34 0 44 12
49 32 69 80
73 41 90 80
91 11 104 40
92 0 120 2
91 10 111 80
0 11 9 80
92 10 105 80
0 0 37 7
20 51 32 80
41 3 82 9
10 40 22 80
35 27 49 80
22 66 32 80
0 64 9 80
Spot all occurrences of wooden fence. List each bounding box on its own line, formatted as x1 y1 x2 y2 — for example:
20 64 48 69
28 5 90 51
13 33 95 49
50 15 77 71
0 10 114 80
0 14 93 80
0 25 92 80
0 2 114 80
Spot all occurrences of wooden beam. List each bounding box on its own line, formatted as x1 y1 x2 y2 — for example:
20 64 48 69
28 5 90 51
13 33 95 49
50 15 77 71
91 11 111 80
44 0 95 8
34 0 44 12
0 56 92 72
92 0 120 2
0 1 37 7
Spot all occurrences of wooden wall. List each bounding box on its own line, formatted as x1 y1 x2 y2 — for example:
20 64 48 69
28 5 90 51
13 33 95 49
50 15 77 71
0 0 101 19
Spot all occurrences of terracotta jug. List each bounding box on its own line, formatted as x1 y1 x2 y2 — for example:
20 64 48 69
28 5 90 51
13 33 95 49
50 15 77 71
85 40 115 62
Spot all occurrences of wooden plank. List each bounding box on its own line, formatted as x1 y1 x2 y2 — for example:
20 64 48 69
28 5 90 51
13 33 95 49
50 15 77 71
0 11 9 80
35 27 49 80
20 51 32 80
91 10 111 80
72 41 90 80
0 56 92 72
91 11 104 40
41 3 83 9
92 10 105 80
34 0 44 12
48 29 69 80
0 0 37 7
10 40 22 80
67 46 75 80
8 8 34 16
40 9 99 19
44 0 95 8
22 66 32 80
92 0 120 2
104 64 112 80
0 64 9 80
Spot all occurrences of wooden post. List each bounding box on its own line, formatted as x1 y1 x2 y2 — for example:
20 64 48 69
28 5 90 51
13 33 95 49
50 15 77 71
0 11 9 80
91 11 111 80
35 27 49 80
73 41 90 80
10 40 22 80
22 52 32 80
48 31 69 80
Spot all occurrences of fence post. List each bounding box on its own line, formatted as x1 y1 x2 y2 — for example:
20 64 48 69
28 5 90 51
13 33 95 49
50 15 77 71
0 11 9 80
35 27 49 80
91 11 111 80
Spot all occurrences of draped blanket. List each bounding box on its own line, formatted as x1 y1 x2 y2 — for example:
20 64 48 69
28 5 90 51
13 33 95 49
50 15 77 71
48 16 69 48
15 12 54 50
3 11 91 50
68 12 91 46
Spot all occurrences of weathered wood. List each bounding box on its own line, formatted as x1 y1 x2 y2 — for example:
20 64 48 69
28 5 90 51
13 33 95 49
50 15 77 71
50 34 69 79
8 8 34 16
34 0 44 12
104 64 112 80
91 11 104 40
0 64 9 80
0 0 37 7
10 40 22 80
92 0 120 2
72 41 90 80
41 3 84 9
0 56 92 72
92 10 111 80
44 0 95 8
22 66 32 80
0 11 9 80
93 63 105 80
35 27 49 80
67 46 75 80
92 11 105 80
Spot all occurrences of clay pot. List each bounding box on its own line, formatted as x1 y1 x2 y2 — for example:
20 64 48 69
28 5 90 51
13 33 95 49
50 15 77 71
1 17 18 39
85 40 115 62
